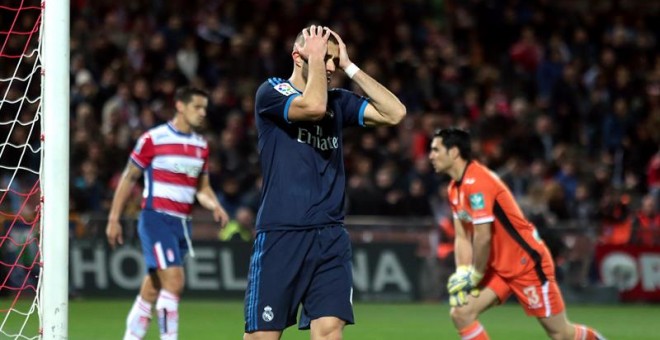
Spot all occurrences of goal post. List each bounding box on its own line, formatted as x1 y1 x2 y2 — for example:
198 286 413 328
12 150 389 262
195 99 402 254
41 0 70 338
0 1 70 338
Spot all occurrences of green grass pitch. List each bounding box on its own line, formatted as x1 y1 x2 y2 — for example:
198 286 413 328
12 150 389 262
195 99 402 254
5 299 659 339
67 299 658 339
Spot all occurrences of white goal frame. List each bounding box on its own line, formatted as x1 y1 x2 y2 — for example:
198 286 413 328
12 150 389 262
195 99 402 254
39 1 70 338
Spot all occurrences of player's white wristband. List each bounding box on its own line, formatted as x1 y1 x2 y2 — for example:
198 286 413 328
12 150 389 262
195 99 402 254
344 63 360 79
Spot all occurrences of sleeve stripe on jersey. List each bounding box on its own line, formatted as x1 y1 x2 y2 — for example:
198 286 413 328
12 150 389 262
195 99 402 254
472 216 495 225
358 100 368 126
267 77 280 87
493 201 547 283
283 93 300 123
130 156 145 169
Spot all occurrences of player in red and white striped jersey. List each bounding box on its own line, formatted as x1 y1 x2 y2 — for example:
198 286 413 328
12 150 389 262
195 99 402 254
130 121 209 217
106 86 229 340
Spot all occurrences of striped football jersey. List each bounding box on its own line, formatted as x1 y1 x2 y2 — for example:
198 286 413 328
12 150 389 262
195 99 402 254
130 122 209 217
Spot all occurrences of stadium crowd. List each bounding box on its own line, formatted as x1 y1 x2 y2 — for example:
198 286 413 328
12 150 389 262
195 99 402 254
67 1 658 244
3 0 658 285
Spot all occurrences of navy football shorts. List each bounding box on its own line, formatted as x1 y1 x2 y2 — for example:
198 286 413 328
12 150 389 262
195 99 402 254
138 210 193 272
244 225 354 332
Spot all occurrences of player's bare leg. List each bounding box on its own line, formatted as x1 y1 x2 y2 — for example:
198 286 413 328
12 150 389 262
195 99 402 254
155 266 185 340
243 330 283 340
537 311 574 340
449 288 498 340
537 311 605 340
310 316 345 340
449 288 497 329
157 266 185 295
123 273 161 340
140 272 162 302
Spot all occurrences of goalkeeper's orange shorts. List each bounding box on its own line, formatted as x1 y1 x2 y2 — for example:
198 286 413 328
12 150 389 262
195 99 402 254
482 265 566 318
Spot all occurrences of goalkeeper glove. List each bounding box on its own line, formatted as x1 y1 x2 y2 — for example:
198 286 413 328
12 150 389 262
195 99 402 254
448 288 480 307
447 266 483 295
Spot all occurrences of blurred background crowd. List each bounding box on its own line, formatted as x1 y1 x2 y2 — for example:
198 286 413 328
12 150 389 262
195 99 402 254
2 0 659 287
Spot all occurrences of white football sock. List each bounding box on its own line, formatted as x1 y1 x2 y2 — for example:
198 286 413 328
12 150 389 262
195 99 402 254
123 295 153 340
156 290 180 340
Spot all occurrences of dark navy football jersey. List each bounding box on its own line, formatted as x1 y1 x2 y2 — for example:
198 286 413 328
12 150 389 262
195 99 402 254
254 77 368 230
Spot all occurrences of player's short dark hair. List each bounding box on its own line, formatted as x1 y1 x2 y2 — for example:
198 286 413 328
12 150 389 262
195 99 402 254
434 127 472 160
174 86 208 104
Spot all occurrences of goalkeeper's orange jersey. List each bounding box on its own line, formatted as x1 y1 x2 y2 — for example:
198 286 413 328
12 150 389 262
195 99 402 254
448 161 553 282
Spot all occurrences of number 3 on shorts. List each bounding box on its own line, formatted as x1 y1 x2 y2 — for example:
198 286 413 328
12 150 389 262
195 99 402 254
523 286 540 307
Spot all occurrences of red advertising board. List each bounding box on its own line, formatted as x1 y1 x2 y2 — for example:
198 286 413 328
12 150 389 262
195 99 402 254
595 244 660 302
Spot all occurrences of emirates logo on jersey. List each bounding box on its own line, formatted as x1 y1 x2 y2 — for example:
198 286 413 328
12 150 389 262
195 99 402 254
296 125 339 151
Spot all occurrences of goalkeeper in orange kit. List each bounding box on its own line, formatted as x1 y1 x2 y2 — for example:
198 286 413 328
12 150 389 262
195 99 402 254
429 128 605 340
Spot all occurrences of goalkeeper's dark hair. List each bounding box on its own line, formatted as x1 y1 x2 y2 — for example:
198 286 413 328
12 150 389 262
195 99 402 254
433 127 472 161
174 86 209 104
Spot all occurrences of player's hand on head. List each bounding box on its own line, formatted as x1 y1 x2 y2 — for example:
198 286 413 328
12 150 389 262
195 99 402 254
106 220 124 249
295 25 331 61
326 28 352 69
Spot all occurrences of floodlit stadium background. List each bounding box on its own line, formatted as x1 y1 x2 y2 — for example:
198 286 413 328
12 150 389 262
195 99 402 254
1 0 659 339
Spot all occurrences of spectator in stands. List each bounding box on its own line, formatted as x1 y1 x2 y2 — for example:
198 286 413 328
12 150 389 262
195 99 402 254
630 194 660 246
219 206 254 242
648 151 660 210
598 192 633 245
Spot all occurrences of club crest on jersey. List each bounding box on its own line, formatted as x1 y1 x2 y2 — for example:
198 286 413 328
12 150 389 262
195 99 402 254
262 306 274 322
274 83 298 96
469 193 485 210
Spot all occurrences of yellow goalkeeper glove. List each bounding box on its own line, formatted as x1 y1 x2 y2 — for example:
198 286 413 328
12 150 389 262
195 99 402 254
448 288 480 307
447 265 483 295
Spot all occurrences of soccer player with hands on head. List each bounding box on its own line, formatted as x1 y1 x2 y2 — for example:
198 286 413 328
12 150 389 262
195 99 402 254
429 128 605 340
106 86 229 340
244 24 406 340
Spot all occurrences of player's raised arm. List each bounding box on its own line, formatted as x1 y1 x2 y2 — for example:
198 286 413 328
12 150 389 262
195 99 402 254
287 25 332 122
106 161 142 248
195 173 229 228
327 29 406 127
